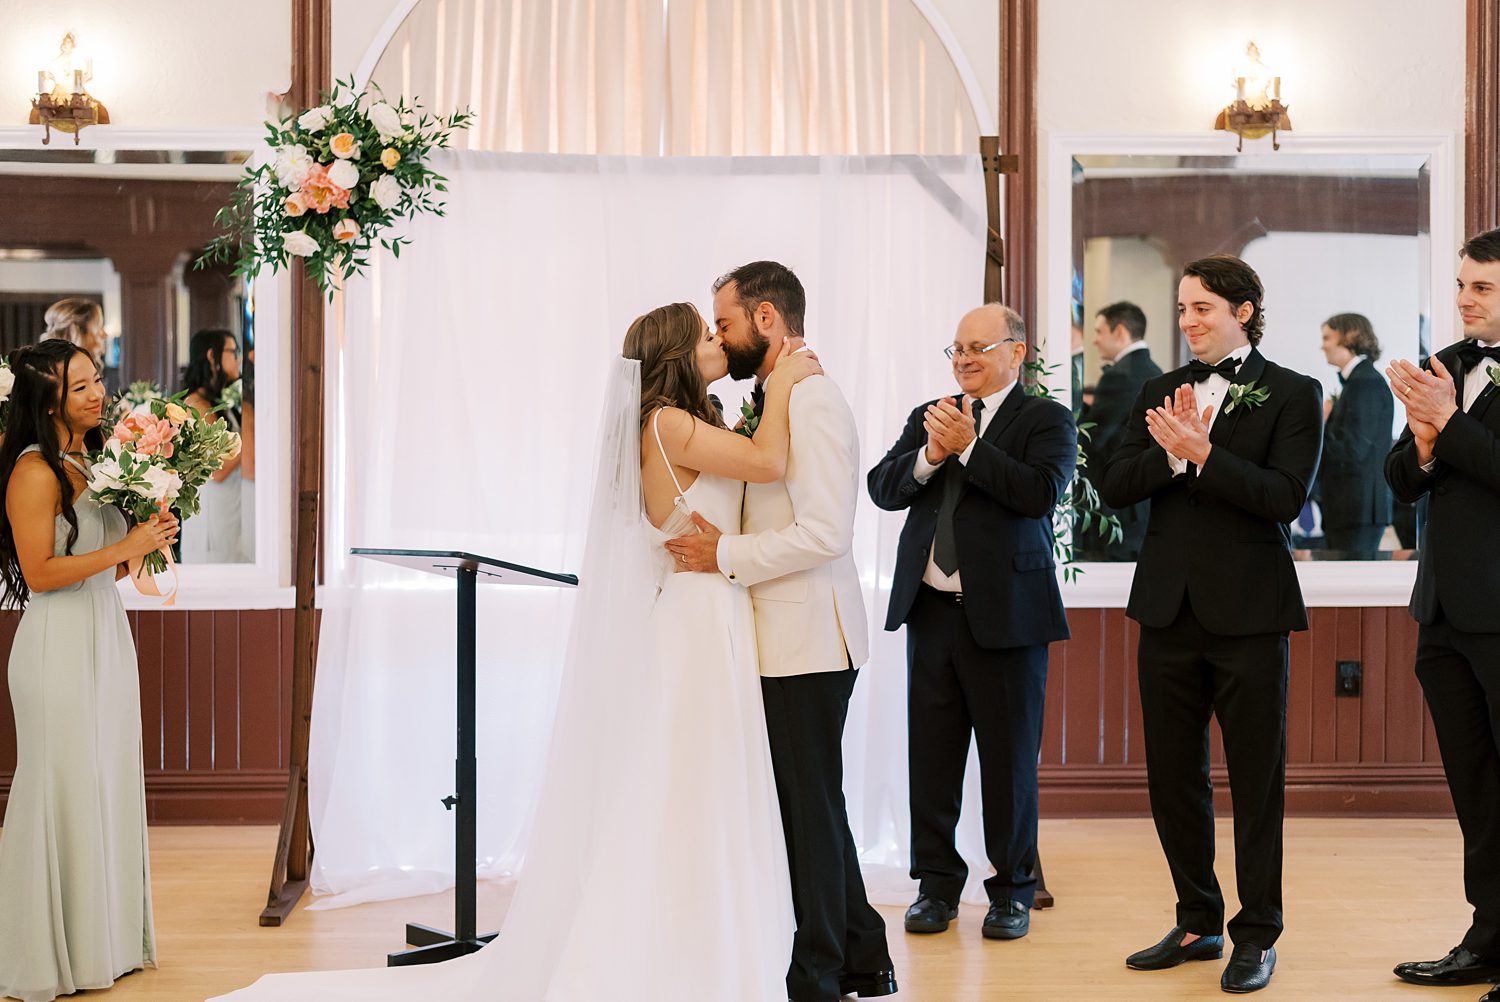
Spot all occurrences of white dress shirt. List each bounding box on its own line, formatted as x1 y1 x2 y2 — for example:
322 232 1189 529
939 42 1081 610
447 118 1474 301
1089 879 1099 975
1110 340 1149 364
910 379 1018 591
1340 355 1367 381
1166 344 1253 476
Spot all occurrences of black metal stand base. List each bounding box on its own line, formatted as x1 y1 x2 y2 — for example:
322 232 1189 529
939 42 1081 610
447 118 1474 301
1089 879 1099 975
387 923 498 966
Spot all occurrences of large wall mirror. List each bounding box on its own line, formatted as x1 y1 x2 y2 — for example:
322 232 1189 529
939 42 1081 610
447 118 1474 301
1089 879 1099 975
0 141 288 606
1046 136 1456 604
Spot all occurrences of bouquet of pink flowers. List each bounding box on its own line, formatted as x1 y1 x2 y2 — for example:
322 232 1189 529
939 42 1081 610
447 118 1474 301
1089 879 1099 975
196 76 473 295
87 393 241 576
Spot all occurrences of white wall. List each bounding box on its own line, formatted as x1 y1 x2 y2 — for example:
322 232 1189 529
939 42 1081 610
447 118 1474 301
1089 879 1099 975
0 2 291 130
1037 0 1467 373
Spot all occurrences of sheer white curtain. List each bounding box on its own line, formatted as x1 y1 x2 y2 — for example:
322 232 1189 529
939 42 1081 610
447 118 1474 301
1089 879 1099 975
368 0 978 156
309 150 992 907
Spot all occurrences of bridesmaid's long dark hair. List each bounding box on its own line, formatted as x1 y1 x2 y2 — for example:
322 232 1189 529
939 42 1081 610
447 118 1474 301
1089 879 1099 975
182 328 236 400
0 341 107 609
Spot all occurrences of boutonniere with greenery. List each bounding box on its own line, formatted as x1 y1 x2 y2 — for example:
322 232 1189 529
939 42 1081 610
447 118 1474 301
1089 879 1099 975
1224 380 1270 414
735 401 761 439
1488 365 1500 389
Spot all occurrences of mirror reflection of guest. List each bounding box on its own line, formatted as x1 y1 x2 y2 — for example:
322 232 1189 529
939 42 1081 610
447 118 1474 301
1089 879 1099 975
1080 302 1163 560
41 298 106 369
180 329 245 563
1317 313 1394 557
238 340 256 560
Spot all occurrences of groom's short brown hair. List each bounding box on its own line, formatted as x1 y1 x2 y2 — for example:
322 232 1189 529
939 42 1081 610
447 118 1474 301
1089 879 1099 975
713 261 806 338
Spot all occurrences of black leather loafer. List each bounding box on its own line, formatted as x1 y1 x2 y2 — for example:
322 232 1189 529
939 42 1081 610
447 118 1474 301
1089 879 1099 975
838 970 898 997
1221 943 1275 993
982 899 1029 940
1126 925 1225 970
1394 947 1500 986
904 894 958 933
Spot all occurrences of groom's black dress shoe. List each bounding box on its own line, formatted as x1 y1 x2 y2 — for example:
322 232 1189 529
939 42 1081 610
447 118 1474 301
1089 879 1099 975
904 894 958 933
1394 946 1500 986
1480 984 1499 1001
1125 925 1224 970
838 970 898 997
981 899 1029 940
1220 944 1275 993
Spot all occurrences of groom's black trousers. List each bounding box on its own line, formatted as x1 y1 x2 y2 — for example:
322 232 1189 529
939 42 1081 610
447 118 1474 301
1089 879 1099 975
761 668 891 1002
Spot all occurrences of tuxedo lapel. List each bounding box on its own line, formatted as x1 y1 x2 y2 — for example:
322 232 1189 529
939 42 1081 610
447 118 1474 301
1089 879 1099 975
1209 348 1265 450
956 386 1026 503
1470 379 1500 422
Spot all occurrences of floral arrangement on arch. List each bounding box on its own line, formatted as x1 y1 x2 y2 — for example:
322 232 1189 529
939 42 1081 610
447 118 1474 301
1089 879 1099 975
198 76 474 295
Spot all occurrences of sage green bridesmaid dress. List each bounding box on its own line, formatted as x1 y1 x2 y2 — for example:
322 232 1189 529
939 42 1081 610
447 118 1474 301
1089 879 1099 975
0 448 155 1002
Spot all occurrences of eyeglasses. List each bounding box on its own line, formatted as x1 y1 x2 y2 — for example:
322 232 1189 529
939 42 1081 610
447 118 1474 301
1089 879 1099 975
945 338 1020 360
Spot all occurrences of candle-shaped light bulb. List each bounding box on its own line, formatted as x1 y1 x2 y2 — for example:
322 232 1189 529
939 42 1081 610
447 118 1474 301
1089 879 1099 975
37 70 47 94
1273 76 1281 101
71 68 85 94
1236 76 1246 102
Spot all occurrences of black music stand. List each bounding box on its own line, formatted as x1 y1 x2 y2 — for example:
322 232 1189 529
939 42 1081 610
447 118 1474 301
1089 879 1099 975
351 548 579 966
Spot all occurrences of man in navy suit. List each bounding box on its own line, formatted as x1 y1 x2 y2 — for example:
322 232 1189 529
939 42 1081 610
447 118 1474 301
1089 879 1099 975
1317 312 1393 557
1386 228 1500 997
867 303 1075 943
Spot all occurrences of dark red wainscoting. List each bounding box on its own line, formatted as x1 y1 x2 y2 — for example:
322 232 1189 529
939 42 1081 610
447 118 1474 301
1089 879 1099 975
0 607 1447 824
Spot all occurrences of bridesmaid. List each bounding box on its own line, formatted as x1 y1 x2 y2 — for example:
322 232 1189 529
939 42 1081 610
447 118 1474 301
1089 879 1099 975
0 340 176 1001
179 328 244 562
40 298 107 369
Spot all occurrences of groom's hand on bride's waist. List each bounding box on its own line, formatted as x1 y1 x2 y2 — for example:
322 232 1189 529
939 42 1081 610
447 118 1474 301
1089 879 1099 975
664 512 722 572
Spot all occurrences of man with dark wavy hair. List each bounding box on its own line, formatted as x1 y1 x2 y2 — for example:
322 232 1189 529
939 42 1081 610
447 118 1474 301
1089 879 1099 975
1317 312 1393 557
1102 254 1323 994
1385 228 1500 999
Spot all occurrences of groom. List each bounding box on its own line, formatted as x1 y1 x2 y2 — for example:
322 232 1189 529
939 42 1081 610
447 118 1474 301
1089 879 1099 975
666 261 895 1002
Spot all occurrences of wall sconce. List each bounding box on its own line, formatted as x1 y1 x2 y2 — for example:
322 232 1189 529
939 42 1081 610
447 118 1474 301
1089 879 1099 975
1214 41 1291 151
28 32 110 145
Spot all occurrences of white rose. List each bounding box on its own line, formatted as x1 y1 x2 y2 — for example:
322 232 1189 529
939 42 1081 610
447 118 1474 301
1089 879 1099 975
0 366 13 403
369 173 401 211
273 144 314 189
283 230 319 257
326 158 359 190
86 457 128 495
368 102 403 141
140 465 183 504
297 105 333 133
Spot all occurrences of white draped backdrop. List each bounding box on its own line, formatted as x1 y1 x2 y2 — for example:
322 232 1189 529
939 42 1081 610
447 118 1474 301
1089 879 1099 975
309 149 1002 910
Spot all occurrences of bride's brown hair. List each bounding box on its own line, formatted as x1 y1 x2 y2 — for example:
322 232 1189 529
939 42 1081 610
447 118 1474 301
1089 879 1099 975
622 303 725 431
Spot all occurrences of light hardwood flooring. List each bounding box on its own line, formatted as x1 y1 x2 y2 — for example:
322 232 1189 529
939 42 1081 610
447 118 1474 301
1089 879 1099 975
12 818 1489 1001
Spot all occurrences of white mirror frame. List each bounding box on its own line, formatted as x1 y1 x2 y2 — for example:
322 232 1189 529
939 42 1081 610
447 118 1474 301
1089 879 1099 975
1044 132 1459 608
0 126 292 609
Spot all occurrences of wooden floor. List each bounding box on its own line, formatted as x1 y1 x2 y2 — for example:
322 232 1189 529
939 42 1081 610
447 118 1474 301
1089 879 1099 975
34 818 1490 1001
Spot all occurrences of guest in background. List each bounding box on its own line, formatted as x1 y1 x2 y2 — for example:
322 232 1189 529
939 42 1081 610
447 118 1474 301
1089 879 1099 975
867 303 1074 943
1070 321 1086 406
1386 227 1500 994
239 339 256 560
1079 301 1162 560
180 328 245 563
1101 256 1323 995
0 340 175 1001
41 297 106 368
1317 313 1393 557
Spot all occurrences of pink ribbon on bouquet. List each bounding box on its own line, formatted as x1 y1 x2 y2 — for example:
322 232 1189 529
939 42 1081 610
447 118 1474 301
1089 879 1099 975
126 544 179 606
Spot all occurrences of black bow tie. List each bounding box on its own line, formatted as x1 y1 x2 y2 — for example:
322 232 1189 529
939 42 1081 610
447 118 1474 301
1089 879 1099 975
1186 356 1242 383
1456 342 1500 372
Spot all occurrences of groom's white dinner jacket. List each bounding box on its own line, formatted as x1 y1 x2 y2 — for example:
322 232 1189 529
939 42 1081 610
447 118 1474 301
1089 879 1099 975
715 374 870 677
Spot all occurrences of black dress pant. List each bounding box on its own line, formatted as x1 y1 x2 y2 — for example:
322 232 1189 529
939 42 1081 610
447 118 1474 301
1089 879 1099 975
1324 523 1385 557
1137 597 1289 949
1415 616 1500 958
761 668 891 1002
906 586 1048 907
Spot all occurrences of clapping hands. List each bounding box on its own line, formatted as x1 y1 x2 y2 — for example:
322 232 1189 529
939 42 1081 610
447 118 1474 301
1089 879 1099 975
1146 384 1213 466
923 397 977 464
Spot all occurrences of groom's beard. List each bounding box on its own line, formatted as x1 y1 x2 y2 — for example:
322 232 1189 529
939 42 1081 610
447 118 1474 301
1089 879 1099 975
724 327 771 381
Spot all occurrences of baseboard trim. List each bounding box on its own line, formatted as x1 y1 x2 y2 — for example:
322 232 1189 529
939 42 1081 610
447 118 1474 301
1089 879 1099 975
0 768 290 825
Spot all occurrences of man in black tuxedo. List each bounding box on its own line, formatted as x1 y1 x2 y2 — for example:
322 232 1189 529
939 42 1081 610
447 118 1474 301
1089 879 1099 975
1385 227 1500 995
1101 256 1323 995
1080 301 1163 560
1317 312 1393 557
867 303 1075 943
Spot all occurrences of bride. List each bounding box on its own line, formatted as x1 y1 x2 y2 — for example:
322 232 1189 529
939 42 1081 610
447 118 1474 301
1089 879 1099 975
213 303 823 1001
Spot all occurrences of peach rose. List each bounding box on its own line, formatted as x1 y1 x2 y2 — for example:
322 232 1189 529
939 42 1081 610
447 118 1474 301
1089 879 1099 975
299 164 350 214
163 402 189 426
332 218 360 243
380 147 401 170
329 132 361 159
284 192 308 217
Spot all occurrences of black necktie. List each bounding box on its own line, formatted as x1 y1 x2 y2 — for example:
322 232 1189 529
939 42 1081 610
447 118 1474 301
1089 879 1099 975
1186 356 1242 383
750 382 766 418
932 398 984 576
1456 343 1500 372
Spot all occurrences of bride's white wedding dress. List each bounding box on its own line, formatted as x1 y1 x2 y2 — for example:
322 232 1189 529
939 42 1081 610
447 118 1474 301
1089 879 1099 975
213 361 792 1001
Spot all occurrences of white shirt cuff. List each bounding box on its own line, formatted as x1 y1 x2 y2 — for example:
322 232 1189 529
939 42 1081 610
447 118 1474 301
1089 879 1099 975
1167 452 1189 476
716 535 740 584
1419 457 1438 473
912 449 941 483
958 436 978 465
